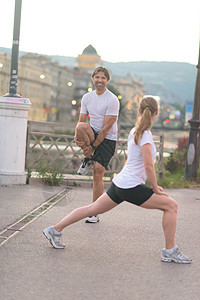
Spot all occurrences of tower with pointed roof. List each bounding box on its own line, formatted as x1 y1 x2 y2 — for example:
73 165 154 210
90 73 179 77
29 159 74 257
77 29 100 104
77 45 102 70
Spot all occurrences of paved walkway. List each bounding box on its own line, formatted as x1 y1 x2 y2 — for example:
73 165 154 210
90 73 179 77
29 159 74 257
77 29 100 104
0 182 200 300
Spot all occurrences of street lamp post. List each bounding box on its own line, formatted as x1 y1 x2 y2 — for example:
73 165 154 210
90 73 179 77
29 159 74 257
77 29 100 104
185 40 200 179
4 0 22 97
0 0 32 186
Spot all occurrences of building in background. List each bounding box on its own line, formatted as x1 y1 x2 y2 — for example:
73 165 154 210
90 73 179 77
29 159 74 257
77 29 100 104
0 52 74 122
112 74 145 128
76 46 145 126
77 44 102 70
71 45 102 120
72 67 93 120
0 46 145 126
19 54 52 121
20 53 74 123
0 52 10 96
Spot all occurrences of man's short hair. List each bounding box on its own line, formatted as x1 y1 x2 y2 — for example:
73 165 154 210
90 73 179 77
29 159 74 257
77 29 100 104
91 66 110 81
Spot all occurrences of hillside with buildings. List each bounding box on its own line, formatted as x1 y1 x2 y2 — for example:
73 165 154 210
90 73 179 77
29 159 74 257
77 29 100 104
0 45 196 128
104 61 196 104
0 46 196 104
47 53 196 104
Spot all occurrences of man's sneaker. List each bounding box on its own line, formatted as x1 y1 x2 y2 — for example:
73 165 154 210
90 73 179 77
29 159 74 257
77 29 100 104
77 158 90 175
43 226 65 249
161 246 192 264
85 215 99 223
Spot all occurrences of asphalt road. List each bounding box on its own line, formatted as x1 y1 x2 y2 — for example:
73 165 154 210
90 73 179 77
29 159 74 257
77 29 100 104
1 186 200 300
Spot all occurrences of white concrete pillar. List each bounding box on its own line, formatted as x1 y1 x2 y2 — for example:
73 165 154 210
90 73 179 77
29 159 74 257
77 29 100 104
0 96 31 185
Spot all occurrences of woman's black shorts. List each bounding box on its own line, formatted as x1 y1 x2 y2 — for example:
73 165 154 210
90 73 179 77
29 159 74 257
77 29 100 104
91 128 116 169
106 182 154 206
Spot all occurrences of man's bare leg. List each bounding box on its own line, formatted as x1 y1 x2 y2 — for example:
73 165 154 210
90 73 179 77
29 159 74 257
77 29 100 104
93 162 105 202
75 122 95 149
75 122 95 175
84 162 105 223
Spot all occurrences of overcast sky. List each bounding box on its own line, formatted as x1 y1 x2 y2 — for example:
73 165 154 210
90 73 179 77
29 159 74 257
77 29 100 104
1 0 200 65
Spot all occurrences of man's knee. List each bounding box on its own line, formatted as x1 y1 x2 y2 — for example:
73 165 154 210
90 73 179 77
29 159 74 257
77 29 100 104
75 122 89 133
75 122 94 140
93 163 105 181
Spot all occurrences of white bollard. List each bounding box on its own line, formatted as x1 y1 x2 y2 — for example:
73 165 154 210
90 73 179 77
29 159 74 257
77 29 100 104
0 96 31 185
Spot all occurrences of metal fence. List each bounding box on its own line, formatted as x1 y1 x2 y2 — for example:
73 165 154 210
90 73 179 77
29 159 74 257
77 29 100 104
26 121 164 180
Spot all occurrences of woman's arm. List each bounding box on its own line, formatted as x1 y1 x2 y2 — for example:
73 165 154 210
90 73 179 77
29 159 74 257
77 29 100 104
141 143 167 195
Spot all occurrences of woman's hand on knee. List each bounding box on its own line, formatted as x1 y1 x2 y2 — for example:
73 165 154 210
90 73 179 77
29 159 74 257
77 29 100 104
153 185 169 196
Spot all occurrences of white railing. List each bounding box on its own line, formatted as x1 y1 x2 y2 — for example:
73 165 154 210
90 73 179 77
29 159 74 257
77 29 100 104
26 121 164 180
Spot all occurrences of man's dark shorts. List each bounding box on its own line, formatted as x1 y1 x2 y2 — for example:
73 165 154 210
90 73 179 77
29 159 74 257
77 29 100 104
106 181 154 206
91 127 116 169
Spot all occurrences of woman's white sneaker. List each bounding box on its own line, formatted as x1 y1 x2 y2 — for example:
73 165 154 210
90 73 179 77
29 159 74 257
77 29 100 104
43 226 65 249
161 246 192 264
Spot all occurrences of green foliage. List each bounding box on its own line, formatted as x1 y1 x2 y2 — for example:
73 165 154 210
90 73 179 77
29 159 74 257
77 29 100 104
164 154 177 173
164 137 189 172
36 160 64 186
158 136 200 188
25 160 32 184
158 167 190 188
158 167 200 188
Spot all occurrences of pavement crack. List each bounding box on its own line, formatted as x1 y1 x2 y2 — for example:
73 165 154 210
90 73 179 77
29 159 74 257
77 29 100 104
0 187 75 247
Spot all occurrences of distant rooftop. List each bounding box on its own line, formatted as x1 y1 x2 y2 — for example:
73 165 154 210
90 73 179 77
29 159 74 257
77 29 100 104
82 45 97 55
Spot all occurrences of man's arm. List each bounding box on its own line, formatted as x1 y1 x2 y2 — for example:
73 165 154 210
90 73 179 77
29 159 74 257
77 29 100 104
82 115 117 158
78 113 88 123
92 115 117 147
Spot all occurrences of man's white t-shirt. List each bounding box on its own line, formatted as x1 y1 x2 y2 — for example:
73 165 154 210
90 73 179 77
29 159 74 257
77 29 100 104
113 128 156 188
80 89 119 141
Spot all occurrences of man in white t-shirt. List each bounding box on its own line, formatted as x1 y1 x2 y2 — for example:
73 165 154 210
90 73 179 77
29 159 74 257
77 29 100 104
74 66 119 223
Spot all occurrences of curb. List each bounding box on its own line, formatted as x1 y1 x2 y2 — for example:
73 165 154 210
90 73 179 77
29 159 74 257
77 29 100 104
29 177 112 189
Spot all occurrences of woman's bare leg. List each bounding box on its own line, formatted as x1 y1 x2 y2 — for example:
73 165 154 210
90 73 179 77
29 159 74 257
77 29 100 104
141 193 178 249
54 193 118 232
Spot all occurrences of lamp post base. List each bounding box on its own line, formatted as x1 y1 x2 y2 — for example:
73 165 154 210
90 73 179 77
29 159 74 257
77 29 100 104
185 119 200 179
0 172 27 186
0 96 31 186
3 93 22 98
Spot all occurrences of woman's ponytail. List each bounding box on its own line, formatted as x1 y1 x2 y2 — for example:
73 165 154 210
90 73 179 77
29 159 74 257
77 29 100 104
134 97 158 145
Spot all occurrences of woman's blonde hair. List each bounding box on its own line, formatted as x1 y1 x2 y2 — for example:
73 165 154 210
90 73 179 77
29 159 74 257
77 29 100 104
134 96 158 145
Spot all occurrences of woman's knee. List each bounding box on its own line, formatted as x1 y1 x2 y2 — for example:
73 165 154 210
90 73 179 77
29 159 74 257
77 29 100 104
167 197 178 214
87 203 98 216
